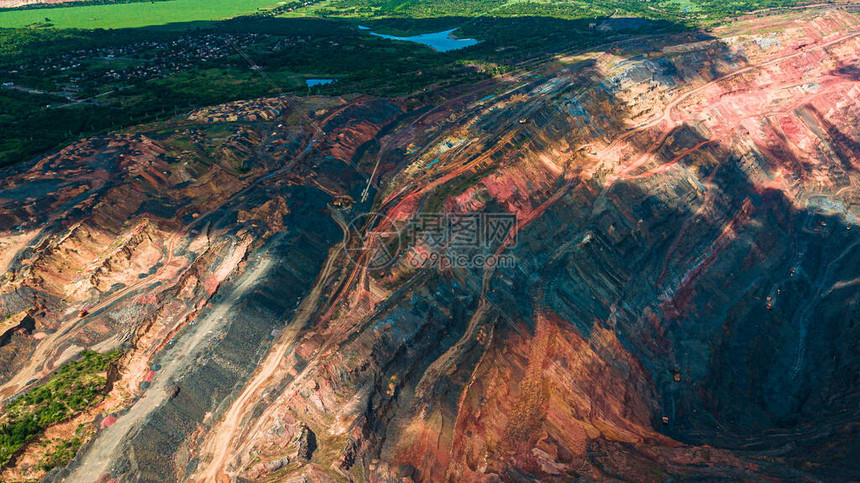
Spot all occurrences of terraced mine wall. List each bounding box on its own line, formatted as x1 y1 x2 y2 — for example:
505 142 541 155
51 185 342 481
519 151 860 477
200 11 860 480
4 8 860 481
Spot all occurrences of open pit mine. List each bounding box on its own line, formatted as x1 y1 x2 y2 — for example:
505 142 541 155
1 7 860 483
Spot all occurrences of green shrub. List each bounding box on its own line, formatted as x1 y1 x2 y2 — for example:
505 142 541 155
0 350 120 468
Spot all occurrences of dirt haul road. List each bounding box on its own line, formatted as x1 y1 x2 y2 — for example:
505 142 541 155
197 214 347 482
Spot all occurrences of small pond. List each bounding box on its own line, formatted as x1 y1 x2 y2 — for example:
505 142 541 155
306 78 336 87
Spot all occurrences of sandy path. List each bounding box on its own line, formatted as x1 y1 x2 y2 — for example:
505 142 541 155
0 230 40 275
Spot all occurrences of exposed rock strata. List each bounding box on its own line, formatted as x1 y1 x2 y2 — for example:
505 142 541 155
0 8 859 483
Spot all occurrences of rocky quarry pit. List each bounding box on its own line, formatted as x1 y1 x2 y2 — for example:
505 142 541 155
1 7 860 482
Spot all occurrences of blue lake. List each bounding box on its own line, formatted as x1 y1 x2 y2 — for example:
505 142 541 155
306 78 336 87
360 27 480 52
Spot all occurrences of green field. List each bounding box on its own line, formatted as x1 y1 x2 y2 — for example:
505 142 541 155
0 0 285 29
0 0 815 30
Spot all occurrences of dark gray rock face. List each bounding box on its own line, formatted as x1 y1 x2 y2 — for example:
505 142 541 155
295 424 316 462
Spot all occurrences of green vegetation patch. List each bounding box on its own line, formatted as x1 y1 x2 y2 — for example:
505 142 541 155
691 0 805 20
315 0 682 21
1 0 171 13
0 350 121 468
39 426 86 472
0 0 286 29
312 0 814 25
